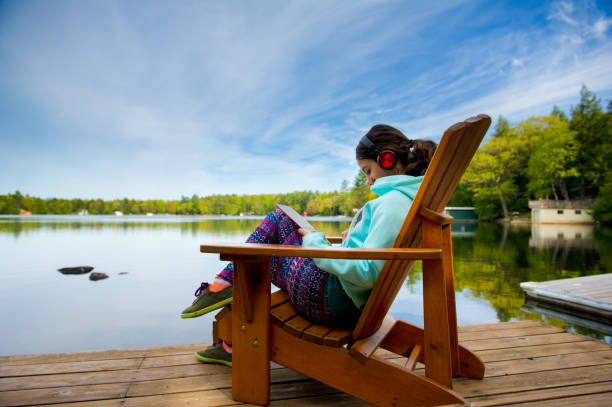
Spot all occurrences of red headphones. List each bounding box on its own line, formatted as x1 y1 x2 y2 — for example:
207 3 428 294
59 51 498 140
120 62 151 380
359 135 397 170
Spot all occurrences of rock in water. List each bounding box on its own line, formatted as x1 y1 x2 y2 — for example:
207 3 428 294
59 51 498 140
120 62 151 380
58 266 94 275
89 272 108 281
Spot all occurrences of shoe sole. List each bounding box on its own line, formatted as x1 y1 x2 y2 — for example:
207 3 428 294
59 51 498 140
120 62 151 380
180 296 233 319
194 351 232 367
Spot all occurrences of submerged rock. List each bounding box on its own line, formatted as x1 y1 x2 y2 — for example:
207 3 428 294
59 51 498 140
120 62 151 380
89 272 108 281
58 266 94 275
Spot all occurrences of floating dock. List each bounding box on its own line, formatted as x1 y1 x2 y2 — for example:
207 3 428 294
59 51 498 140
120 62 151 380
1 321 611 406
521 274 612 333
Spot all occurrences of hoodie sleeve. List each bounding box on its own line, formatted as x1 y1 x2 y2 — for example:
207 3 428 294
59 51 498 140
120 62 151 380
301 197 406 288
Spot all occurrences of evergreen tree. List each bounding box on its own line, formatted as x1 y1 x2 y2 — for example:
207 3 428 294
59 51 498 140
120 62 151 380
551 105 568 122
592 169 612 225
570 85 609 198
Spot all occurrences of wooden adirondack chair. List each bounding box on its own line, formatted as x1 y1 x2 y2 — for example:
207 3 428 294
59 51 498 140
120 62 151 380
200 114 491 407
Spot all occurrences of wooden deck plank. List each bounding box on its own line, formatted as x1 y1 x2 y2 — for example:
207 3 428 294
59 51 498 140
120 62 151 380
0 358 143 377
34 392 370 407
461 331 592 352
514 392 612 406
0 364 227 391
474 340 611 363
470 381 612 406
2 321 611 407
0 343 207 366
458 325 564 341
0 383 130 407
454 364 612 396
456 320 542 332
483 350 612 377
265 393 371 406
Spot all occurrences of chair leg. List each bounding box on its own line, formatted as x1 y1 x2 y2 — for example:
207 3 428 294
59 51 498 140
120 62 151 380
214 305 232 344
422 218 453 388
442 224 461 376
231 259 271 405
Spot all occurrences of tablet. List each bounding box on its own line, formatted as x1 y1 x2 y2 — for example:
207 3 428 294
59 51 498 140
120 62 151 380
276 203 315 231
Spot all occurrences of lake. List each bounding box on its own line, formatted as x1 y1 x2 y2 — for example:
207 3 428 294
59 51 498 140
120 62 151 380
1 215 610 356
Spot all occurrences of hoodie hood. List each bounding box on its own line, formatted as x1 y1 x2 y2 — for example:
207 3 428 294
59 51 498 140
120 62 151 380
371 174 423 200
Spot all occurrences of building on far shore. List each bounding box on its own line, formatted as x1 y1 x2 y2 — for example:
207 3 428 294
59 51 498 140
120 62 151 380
528 199 595 224
444 207 478 221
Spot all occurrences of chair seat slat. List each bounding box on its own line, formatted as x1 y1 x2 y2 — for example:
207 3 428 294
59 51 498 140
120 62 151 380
323 328 353 347
271 301 298 327
302 324 335 345
283 314 314 338
271 290 290 308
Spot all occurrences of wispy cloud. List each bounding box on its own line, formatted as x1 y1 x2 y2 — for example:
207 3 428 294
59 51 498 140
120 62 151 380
0 0 610 199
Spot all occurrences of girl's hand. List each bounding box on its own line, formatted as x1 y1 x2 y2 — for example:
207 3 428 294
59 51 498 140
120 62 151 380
298 228 313 236
341 230 348 242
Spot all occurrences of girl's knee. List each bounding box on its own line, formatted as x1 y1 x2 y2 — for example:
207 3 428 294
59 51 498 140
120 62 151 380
269 208 286 221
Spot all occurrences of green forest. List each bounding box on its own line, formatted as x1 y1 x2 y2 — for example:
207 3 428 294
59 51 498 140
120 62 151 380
2 86 611 223
0 178 374 219
458 86 612 224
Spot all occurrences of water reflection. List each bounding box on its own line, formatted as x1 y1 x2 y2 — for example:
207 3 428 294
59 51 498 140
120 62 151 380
450 222 610 340
530 223 595 248
0 215 351 239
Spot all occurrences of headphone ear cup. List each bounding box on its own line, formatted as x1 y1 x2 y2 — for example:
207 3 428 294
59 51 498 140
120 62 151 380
378 150 396 170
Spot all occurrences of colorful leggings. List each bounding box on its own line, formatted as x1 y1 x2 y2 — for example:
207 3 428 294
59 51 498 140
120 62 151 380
217 209 360 325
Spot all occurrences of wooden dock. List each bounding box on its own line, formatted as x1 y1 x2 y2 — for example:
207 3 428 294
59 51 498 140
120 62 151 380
1 321 611 406
521 274 612 328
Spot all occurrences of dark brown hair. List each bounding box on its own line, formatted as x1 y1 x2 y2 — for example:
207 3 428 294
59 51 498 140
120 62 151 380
355 124 437 176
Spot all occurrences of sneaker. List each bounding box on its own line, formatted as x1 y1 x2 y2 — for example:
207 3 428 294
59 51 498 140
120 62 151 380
180 282 233 318
195 343 232 367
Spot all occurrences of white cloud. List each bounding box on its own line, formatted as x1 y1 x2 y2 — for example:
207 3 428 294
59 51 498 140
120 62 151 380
1 0 611 199
549 1 579 26
591 16 612 38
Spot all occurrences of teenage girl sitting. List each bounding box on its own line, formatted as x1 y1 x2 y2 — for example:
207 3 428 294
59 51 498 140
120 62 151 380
181 124 436 366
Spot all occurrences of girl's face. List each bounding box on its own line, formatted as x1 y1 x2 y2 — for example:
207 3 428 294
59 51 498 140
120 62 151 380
357 158 405 186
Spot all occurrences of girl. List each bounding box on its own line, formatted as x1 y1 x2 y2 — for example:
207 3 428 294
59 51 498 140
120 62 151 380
182 124 436 366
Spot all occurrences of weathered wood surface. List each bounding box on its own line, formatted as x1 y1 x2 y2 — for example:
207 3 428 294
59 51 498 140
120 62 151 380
520 274 612 322
1 321 611 406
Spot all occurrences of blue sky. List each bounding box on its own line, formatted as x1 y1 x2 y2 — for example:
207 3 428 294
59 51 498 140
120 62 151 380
1 0 611 200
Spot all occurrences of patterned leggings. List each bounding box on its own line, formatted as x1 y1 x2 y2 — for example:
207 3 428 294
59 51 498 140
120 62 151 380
217 209 359 324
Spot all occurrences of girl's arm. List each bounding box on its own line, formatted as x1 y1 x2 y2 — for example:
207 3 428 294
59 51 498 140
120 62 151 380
302 203 406 288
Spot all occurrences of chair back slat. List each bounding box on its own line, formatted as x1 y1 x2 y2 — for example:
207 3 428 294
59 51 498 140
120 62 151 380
351 115 491 342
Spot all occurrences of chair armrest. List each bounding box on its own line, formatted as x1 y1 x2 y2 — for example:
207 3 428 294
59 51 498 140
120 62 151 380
200 243 442 260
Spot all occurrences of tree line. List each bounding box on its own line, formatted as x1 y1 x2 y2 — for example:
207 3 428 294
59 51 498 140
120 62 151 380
2 86 610 223
0 173 374 217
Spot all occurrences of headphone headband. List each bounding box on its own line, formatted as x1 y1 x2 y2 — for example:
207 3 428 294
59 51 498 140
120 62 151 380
360 135 380 153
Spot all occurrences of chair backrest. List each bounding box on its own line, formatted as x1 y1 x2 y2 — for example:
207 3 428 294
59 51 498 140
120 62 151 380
351 114 491 342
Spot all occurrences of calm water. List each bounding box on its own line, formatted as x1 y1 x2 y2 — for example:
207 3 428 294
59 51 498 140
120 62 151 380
1 215 610 356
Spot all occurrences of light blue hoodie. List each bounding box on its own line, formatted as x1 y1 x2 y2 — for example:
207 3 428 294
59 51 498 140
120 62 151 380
302 174 422 309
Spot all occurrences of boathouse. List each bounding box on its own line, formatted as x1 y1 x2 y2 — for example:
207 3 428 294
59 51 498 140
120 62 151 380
444 206 478 221
528 199 595 224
